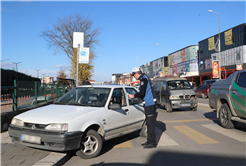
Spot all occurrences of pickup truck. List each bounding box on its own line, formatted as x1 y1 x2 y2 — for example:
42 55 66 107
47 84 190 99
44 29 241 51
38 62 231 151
209 69 246 128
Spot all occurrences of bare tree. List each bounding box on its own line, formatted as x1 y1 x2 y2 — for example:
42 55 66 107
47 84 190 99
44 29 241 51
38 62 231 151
41 13 102 60
57 68 68 78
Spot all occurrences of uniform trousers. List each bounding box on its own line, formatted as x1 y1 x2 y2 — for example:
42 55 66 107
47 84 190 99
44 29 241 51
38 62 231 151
144 104 157 145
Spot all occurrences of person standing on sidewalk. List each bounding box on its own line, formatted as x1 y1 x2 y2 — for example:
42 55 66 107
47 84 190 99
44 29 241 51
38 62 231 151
128 67 157 148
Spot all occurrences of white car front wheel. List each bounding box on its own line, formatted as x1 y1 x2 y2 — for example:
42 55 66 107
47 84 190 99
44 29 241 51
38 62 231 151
76 130 103 159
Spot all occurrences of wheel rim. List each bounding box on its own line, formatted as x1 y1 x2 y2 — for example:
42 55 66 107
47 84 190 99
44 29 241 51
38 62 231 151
81 135 98 155
220 107 228 125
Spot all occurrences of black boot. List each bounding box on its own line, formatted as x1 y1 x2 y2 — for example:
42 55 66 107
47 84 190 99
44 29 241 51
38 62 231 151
141 141 149 146
143 143 157 148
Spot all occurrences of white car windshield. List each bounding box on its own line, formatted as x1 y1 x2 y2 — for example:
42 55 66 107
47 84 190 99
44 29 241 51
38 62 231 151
54 87 111 107
167 80 191 90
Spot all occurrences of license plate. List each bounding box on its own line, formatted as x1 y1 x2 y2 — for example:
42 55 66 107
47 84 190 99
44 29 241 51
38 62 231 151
180 104 190 107
21 134 41 144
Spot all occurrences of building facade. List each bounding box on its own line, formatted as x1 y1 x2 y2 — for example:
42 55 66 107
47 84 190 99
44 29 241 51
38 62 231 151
42 76 54 84
198 23 246 83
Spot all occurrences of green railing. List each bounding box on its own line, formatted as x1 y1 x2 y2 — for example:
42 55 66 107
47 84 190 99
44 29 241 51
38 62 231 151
17 81 68 106
1 80 73 111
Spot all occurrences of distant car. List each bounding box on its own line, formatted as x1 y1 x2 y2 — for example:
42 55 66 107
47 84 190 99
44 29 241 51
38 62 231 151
195 84 211 98
8 85 147 159
202 79 217 85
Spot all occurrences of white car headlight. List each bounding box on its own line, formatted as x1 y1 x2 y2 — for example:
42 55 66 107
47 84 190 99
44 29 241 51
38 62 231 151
11 118 24 127
45 123 68 132
169 96 179 100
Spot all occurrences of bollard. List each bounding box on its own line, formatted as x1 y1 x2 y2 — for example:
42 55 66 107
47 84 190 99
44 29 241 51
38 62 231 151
21 97 23 101
29 95 31 99
4 104 6 108
18 97 20 102
24 96 25 100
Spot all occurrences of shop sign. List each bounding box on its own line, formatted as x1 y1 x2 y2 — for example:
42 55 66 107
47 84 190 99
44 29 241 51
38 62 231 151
212 60 219 78
225 29 233 46
208 37 215 51
236 64 243 70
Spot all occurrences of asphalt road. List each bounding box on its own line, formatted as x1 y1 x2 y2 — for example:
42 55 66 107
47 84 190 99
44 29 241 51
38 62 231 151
62 106 246 166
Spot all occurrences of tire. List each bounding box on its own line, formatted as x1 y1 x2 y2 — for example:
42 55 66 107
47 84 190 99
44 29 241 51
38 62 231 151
76 130 103 159
166 102 173 113
139 121 147 137
219 104 236 129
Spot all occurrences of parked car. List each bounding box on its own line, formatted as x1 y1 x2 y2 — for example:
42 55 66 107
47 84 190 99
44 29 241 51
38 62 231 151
202 79 220 85
209 69 246 129
153 77 198 112
8 85 147 159
195 84 211 98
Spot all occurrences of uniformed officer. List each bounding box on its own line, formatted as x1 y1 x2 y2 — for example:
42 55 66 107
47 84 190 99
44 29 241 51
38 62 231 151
128 67 157 148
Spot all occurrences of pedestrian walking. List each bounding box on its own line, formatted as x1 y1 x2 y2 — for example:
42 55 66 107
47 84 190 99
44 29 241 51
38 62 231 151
82 78 91 85
128 67 157 148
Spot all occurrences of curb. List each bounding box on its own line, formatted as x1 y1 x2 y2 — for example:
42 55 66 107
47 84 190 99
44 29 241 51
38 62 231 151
33 151 74 166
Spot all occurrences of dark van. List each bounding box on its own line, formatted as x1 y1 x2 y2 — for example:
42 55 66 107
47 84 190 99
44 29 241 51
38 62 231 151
153 77 198 112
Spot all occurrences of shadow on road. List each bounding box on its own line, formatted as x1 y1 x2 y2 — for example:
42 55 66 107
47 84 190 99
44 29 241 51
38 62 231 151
90 150 246 166
204 112 246 132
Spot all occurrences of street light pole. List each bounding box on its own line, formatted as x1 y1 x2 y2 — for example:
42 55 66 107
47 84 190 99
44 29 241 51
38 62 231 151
35 69 41 78
136 56 142 66
156 43 165 77
208 10 221 79
1 59 9 62
12 62 21 72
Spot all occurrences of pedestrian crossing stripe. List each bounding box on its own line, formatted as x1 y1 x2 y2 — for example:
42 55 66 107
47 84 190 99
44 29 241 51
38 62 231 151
156 127 178 146
173 125 219 144
113 140 132 148
202 124 246 142
163 118 218 123
112 123 246 148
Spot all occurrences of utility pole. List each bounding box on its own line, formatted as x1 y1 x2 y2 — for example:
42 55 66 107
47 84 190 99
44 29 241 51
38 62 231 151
12 62 21 71
35 69 41 78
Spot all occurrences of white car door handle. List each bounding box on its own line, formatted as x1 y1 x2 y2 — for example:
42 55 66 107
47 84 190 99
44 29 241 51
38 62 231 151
232 91 236 94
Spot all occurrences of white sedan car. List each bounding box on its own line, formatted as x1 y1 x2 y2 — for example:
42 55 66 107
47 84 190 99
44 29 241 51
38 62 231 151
8 85 147 159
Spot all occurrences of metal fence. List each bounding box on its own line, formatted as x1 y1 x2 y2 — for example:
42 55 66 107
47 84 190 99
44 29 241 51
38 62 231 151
1 80 73 111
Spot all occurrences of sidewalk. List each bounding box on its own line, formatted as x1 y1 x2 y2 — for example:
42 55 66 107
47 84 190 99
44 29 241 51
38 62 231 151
1 132 69 166
1 103 211 166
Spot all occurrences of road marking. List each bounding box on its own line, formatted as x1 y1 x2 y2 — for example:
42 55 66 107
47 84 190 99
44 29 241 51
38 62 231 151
156 127 178 146
33 152 66 166
173 125 219 144
163 118 218 123
202 124 246 142
113 140 132 148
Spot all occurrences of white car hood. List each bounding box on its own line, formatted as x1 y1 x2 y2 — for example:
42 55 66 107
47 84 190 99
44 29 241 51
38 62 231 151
15 104 100 124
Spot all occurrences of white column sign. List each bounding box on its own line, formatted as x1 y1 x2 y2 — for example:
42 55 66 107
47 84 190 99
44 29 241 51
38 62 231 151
79 47 90 64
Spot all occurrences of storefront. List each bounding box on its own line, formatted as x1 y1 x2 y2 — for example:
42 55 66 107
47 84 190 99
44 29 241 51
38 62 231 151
198 23 246 83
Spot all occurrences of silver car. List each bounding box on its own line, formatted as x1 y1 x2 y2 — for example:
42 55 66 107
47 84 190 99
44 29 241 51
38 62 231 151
153 77 198 112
